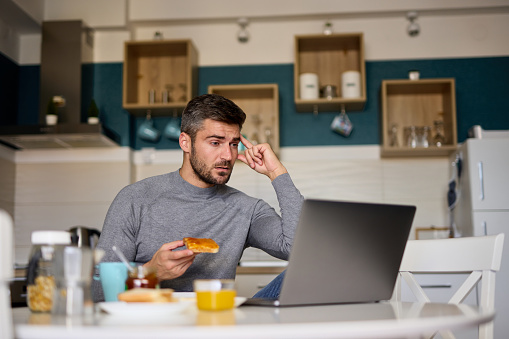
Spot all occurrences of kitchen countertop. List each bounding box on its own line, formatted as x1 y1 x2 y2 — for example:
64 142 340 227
236 261 287 274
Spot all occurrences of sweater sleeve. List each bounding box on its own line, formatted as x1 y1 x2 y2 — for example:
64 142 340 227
246 173 304 259
92 187 140 302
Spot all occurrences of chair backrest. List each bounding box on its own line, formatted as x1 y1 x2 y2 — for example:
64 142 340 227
0 209 14 339
392 234 504 339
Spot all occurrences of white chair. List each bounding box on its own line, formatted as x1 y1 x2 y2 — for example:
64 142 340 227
0 209 14 339
392 234 504 339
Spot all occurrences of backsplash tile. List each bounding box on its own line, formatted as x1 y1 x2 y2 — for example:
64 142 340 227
4 145 451 263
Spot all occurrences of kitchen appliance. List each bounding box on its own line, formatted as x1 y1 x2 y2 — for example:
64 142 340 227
0 20 119 150
69 226 101 248
468 125 509 139
450 137 509 338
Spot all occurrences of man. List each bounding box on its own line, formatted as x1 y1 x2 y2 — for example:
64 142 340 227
93 94 304 301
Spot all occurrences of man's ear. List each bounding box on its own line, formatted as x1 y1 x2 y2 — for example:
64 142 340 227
179 132 191 153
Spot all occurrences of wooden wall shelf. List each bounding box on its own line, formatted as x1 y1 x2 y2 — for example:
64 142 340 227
381 78 457 157
208 84 280 155
123 39 198 116
294 33 366 113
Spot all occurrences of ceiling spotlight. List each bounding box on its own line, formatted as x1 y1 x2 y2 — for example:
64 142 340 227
237 17 249 43
406 11 420 37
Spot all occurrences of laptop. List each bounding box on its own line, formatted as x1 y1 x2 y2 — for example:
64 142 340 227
241 199 416 307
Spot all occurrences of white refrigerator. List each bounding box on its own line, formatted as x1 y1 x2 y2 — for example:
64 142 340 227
451 137 509 338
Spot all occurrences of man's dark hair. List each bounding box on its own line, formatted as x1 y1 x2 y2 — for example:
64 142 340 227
181 94 246 140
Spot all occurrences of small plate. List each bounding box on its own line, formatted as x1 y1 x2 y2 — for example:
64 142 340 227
99 300 192 316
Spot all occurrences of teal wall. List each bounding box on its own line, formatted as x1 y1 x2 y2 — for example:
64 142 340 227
2 53 509 150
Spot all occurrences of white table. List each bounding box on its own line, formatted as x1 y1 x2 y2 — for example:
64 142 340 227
13 301 494 339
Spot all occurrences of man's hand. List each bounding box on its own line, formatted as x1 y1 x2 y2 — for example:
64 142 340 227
144 240 197 281
237 135 288 181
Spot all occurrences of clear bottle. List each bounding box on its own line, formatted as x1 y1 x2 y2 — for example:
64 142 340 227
26 231 71 312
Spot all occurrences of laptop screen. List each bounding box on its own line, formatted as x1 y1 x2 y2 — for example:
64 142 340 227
278 199 416 306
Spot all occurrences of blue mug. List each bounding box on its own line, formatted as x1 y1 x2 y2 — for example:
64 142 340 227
93 262 128 302
164 117 181 141
138 118 161 142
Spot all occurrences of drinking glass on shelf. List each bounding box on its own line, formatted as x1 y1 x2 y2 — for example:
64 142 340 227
264 127 272 146
388 124 399 147
433 120 445 147
178 83 187 102
416 126 430 148
405 126 417 148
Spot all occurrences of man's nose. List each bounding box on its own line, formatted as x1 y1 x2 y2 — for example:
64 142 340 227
221 144 232 160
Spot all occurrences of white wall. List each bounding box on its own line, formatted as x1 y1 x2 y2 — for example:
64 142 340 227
1 146 132 263
6 0 509 65
130 145 451 263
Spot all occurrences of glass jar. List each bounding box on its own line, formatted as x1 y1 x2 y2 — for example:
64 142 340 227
26 231 71 312
125 265 159 289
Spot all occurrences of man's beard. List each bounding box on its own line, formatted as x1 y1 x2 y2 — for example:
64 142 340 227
189 144 233 186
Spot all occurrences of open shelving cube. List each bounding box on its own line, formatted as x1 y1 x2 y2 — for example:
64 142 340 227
381 78 457 157
123 39 198 116
294 33 366 113
208 84 280 155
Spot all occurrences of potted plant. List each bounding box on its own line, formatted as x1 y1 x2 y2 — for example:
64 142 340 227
87 99 99 124
45 99 58 125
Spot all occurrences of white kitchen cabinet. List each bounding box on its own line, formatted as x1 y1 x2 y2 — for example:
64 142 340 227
473 213 509 339
461 139 509 211
453 138 509 237
450 138 509 339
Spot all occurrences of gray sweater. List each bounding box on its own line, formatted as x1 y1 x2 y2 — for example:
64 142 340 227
93 170 303 301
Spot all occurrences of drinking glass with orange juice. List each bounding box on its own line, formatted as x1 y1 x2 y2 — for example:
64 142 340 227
194 279 236 311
